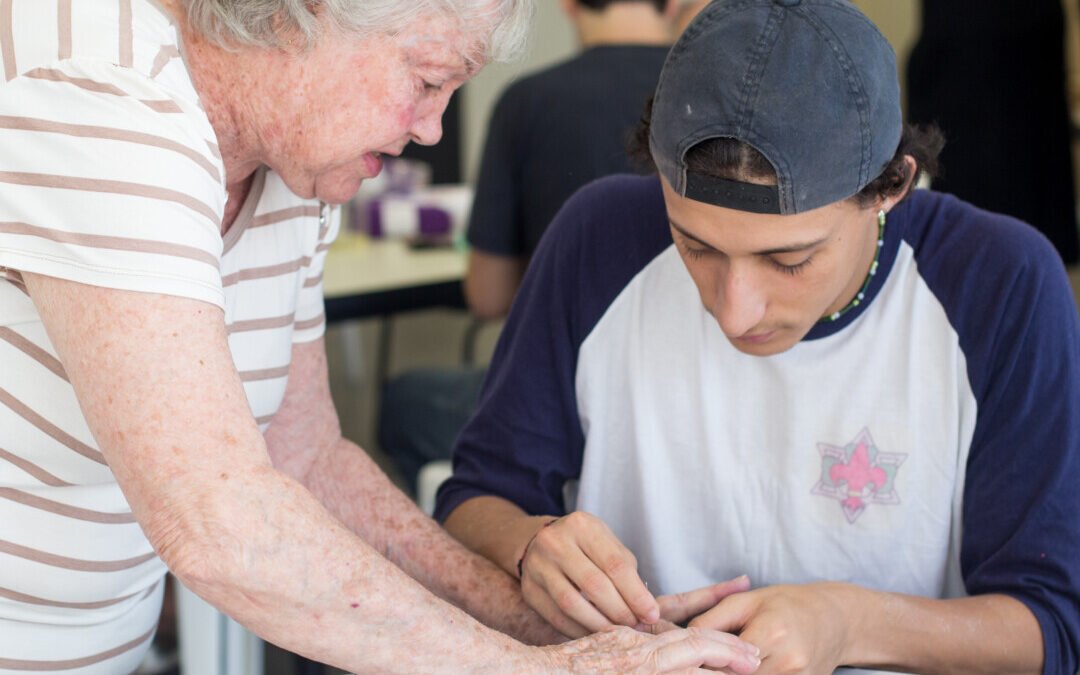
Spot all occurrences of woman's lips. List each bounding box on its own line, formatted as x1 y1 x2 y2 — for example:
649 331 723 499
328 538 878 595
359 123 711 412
362 152 384 178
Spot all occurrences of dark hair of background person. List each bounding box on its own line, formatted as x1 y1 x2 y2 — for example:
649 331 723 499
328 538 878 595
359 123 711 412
629 97 945 208
578 0 667 13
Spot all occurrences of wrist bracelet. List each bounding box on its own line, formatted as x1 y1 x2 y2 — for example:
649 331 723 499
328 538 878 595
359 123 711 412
516 517 560 581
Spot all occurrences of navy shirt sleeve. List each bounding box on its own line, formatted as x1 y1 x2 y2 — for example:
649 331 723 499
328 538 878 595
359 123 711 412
905 192 1080 674
436 175 672 520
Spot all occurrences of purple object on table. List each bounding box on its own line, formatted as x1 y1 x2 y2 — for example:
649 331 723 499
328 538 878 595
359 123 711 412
364 199 452 239
416 206 452 237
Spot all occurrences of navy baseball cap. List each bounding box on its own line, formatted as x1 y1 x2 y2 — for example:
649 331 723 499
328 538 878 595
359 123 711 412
649 0 902 214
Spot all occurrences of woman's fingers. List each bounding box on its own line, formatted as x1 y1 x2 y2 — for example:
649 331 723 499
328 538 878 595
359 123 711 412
649 628 761 674
546 625 760 674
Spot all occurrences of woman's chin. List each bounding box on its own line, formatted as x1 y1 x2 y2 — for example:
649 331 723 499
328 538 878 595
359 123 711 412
313 174 364 205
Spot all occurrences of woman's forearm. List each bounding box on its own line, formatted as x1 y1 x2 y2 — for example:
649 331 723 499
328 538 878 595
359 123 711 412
298 437 563 645
155 461 541 672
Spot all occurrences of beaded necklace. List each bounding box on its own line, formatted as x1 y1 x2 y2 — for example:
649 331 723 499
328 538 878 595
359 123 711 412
819 209 886 323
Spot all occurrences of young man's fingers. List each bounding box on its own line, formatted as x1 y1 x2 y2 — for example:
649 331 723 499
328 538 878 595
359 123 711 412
635 618 681 634
579 528 659 624
522 583 591 639
528 568 614 634
658 575 752 625
529 524 644 627
726 623 775 668
686 592 757 634
569 555 647 626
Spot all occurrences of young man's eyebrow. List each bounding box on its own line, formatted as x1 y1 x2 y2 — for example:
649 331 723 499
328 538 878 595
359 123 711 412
668 219 716 249
668 218 828 255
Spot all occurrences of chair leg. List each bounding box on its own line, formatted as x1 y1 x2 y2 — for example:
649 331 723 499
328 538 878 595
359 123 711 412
376 317 394 388
461 317 484 367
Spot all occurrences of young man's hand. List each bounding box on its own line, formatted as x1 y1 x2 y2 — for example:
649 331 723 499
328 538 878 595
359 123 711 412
687 582 860 674
519 510 752 637
517 511 656 636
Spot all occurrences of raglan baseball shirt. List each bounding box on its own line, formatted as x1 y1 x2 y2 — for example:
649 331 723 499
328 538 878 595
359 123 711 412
438 174 1080 674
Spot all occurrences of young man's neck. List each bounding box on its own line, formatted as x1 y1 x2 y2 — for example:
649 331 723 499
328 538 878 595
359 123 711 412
574 4 673 47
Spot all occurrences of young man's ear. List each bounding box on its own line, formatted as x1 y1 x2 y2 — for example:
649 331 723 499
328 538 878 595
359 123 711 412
560 0 580 20
881 155 920 214
663 0 681 20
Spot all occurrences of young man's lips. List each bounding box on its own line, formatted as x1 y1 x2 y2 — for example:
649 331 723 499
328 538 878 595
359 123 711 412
737 330 775 344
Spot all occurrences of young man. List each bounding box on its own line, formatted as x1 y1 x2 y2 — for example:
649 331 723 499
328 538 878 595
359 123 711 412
437 0 1080 672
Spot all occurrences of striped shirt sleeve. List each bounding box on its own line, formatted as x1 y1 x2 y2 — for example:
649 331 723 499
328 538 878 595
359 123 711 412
291 204 339 344
0 58 227 308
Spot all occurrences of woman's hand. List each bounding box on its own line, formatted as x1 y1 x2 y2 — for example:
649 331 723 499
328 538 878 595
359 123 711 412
540 625 761 674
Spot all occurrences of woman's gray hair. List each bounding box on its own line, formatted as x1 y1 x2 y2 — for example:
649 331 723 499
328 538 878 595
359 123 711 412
181 0 532 62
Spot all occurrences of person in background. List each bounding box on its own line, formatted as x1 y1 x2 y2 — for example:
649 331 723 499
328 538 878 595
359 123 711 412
439 0 1080 671
464 0 677 319
907 0 1079 264
379 0 677 495
0 0 765 672
674 0 710 35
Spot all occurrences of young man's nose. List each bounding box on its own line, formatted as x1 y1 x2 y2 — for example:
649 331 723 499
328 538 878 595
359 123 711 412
713 270 766 338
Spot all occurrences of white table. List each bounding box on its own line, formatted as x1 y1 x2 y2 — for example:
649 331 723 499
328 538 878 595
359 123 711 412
325 231 466 296
323 231 468 322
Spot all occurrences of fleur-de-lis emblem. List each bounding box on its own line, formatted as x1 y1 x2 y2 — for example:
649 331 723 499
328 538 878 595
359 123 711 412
811 428 906 523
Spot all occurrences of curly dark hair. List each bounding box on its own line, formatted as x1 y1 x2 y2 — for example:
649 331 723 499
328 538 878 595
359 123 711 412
628 97 945 208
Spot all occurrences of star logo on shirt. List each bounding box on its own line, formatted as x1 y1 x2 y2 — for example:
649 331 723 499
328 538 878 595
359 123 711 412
811 428 906 523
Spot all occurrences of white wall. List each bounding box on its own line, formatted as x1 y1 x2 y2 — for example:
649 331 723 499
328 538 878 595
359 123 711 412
852 0 921 110
460 1 576 183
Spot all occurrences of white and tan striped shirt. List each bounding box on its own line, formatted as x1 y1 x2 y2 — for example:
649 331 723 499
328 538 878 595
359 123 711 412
0 2 337 671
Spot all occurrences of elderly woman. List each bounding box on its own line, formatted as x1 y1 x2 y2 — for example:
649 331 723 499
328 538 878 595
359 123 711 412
0 0 766 673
